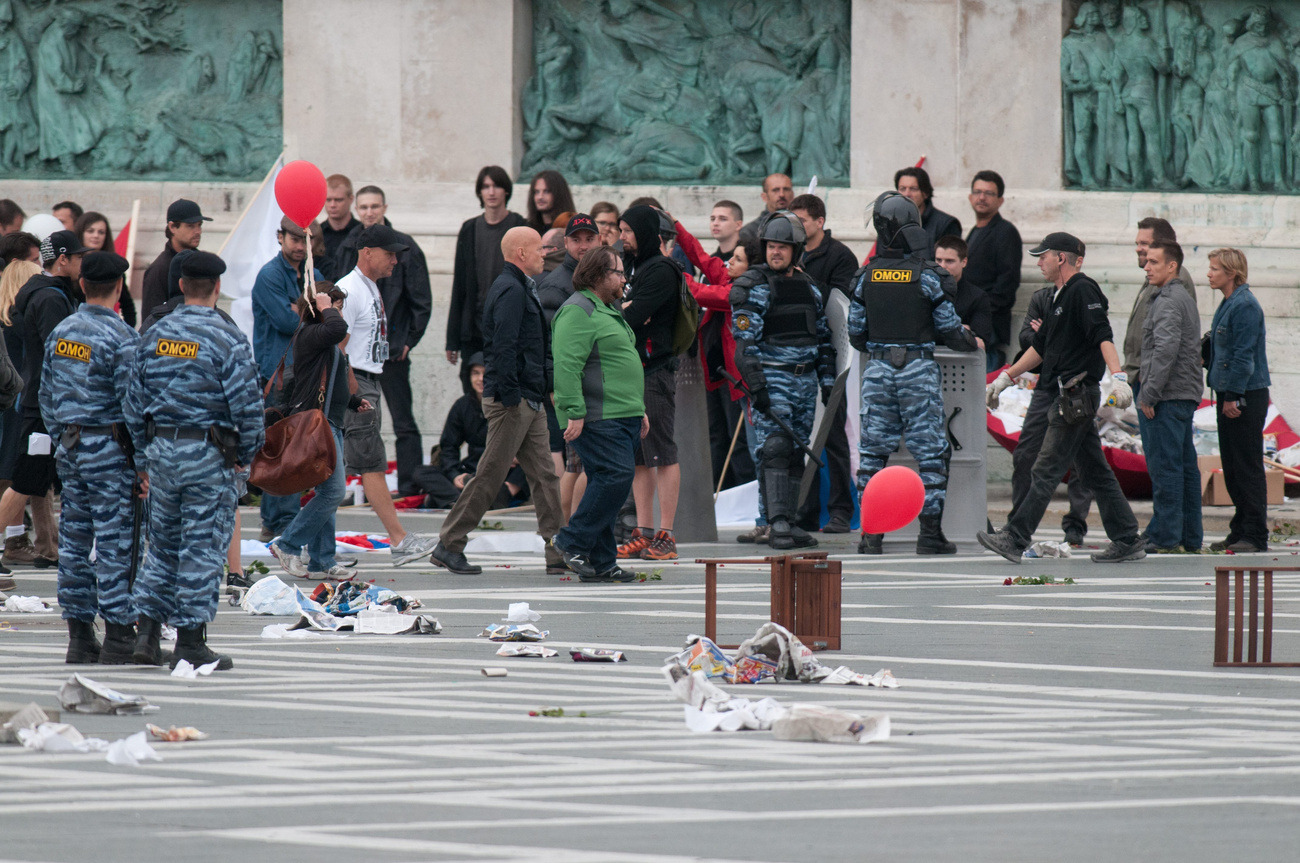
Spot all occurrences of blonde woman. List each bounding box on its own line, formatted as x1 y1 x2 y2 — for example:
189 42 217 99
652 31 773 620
0 260 38 585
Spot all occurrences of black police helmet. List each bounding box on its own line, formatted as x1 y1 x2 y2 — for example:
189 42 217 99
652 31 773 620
758 210 806 263
872 191 921 251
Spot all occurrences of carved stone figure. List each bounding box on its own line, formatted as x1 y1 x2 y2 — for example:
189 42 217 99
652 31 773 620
0 14 37 169
36 11 104 172
1227 5 1292 190
1111 6 1172 188
522 0 850 184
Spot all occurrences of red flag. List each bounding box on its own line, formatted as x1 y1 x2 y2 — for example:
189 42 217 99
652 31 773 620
114 220 130 257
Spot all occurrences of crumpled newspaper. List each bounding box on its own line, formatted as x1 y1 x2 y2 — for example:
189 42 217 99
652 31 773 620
496 644 558 658
261 624 346 639
59 674 157 715
480 623 548 642
1 595 50 613
570 648 626 662
105 731 162 766
733 623 899 687
16 722 108 753
771 705 891 744
1 702 52 743
505 602 541 623
1024 540 1072 559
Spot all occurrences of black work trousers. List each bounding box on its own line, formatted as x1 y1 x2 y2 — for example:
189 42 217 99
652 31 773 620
380 356 424 497
706 384 754 491
1004 386 1138 549
1011 386 1094 537
797 387 855 528
1218 388 1270 547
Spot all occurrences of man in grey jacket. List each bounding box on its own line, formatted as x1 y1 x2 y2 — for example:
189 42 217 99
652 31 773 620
1123 217 1197 383
1137 241 1204 553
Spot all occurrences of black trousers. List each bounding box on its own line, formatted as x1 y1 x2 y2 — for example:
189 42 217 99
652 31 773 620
1011 386 1094 536
797 388 855 528
380 357 424 497
1218 388 1270 546
706 384 754 491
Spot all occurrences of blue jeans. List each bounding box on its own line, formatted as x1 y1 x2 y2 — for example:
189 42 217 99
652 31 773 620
556 417 641 573
1138 398 1203 550
276 426 346 572
260 491 301 536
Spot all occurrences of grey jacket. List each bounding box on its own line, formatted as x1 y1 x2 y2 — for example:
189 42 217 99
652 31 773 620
1138 277 1203 406
1123 264 1196 380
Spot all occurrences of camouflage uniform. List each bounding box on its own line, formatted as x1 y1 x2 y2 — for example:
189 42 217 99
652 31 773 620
126 305 264 629
731 263 835 545
39 304 140 625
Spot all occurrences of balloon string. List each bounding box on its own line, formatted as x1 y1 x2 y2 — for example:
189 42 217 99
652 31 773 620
304 224 316 303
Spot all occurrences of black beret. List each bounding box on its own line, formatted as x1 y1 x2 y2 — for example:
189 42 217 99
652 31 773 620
80 251 130 282
179 250 227 279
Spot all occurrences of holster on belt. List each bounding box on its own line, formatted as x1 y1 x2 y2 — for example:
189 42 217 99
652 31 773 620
60 425 81 450
889 346 907 369
208 425 240 470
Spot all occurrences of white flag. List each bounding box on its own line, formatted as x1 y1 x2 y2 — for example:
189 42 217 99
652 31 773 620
219 155 286 339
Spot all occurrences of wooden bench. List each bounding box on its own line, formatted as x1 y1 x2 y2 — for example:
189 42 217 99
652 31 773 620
696 553 842 650
1214 566 1300 667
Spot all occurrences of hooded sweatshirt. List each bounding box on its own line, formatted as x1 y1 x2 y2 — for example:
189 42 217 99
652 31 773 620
620 205 681 373
14 271 81 419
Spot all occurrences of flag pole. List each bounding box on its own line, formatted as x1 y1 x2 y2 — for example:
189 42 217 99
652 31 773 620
219 152 284 257
124 198 140 279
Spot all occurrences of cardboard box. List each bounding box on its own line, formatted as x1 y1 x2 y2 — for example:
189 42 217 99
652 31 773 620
1198 455 1283 506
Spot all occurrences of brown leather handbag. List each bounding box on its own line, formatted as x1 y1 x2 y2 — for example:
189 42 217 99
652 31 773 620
250 349 340 496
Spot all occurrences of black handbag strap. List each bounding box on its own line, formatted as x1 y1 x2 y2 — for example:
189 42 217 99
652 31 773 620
321 349 341 415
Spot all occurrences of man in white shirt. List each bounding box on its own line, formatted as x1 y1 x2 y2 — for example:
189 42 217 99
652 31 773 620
336 224 435 565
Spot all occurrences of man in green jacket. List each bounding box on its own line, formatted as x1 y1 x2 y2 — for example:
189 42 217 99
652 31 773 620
550 246 648 582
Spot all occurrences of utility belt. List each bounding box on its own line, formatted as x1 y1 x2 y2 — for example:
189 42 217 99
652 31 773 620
760 361 815 375
867 347 933 368
144 420 241 469
60 422 136 467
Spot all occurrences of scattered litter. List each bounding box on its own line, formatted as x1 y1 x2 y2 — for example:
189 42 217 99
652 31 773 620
16 722 108 753
465 531 544 554
497 644 558 658
1 703 54 743
665 625 897 688
240 575 302 616
670 635 732 678
505 602 541 623
1023 541 1071 559
1 595 50 613
104 731 162 766
59 674 157 715
170 659 219 679
260 624 345 639
530 706 587 718
146 724 208 742
480 623 548 642
1003 575 1076 586
160 625 177 642
481 667 508 677
771 705 891 745
570 648 626 662
354 608 442 635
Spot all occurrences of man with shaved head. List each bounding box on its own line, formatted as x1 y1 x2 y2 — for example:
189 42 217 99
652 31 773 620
430 226 567 575
739 173 794 243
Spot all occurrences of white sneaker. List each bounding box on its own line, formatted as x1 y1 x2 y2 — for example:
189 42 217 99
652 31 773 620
307 564 356 582
391 533 437 566
269 541 308 578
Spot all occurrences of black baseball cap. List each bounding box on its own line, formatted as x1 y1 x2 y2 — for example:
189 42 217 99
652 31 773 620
1029 232 1085 257
81 251 130 282
179 250 226 279
565 213 598 237
166 199 211 224
358 223 408 253
40 229 91 262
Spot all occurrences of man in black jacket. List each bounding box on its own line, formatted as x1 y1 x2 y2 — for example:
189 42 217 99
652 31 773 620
896 166 962 259
430 227 565 576
964 171 1023 371
0 230 88 570
334 185 433 497
615 205 683 562
789 193 856 533
140 199 207 323
319 174 361 280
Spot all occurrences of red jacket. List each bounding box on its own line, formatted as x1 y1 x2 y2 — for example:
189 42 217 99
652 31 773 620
675 222 743 400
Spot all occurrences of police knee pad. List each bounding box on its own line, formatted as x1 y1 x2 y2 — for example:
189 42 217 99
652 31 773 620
761 433 795 470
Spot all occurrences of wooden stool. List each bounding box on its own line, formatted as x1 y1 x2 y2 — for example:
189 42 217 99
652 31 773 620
696 553 842 650
1214 566 1300 667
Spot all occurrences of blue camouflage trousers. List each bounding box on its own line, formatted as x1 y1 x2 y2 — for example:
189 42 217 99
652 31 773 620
858 357 950 516
56 433 136 624
133 439 237 629
752 370 817 520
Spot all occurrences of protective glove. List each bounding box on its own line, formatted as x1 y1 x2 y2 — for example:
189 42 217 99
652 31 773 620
750 386 771 413
1108 371 1133 409
986 371 1013 411
820 383 835 406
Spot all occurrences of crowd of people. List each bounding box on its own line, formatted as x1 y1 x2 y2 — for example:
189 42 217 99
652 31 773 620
0 159 1275 669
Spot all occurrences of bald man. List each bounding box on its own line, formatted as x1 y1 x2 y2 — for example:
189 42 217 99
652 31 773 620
430 227 567 575
739 173 795 243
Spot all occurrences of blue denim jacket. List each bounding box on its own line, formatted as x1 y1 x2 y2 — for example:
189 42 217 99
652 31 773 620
1207 284 1269 399
251 254 322 382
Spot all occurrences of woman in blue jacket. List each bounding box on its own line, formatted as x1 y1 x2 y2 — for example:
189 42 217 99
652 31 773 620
1206 248 1270 552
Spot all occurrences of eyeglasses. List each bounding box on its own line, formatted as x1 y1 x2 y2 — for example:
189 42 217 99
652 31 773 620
971 190 1000 199
595 220 617 229
605 267 626 279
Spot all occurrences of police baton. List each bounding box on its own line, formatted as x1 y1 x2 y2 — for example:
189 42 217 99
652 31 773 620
127 475 145 592
720 370 822 469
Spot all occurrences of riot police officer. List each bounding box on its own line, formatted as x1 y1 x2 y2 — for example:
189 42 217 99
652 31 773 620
126 251 264 671
849 191 981 555
39 252 142 665
730 211 836 550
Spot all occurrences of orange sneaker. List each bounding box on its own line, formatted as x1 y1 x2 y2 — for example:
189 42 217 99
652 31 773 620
617 529 651 559
641 530 678 560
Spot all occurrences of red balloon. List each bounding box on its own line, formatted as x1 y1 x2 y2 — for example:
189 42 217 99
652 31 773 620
860 466 925 534
274 160 327 229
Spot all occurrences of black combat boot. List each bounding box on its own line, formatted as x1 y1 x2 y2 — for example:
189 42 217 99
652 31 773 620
169 623 233 671
65 619 101 664
916 513 958 555
766 468 795 550
132 616 171 666
99 621 137 665
858 533 883 554
784 462 816 548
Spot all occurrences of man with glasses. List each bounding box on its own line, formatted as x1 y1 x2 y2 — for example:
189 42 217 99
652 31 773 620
964 170 1022 371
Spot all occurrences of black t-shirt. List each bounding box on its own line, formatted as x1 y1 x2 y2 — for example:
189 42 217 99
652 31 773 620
474 215 513 319
1031 272 1114 389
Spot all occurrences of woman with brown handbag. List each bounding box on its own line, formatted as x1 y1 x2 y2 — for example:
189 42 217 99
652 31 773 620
268 284 372 580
